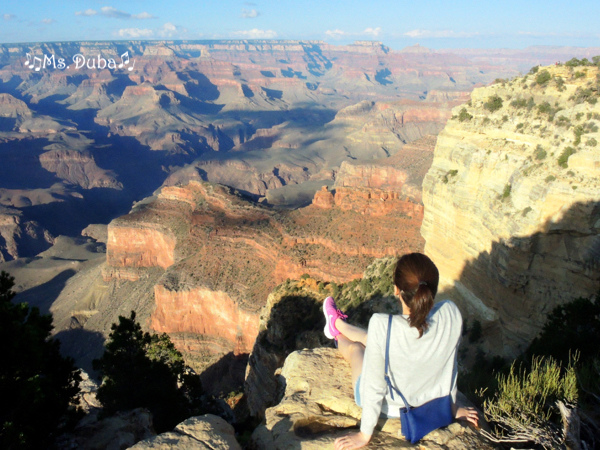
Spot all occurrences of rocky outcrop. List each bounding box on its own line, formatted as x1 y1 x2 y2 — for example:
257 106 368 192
130 415 241 450
251 348 493 449
422 64 600 355
39 149 122 189
0 206 54 261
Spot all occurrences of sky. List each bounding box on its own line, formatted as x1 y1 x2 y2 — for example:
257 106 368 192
1 0 599 50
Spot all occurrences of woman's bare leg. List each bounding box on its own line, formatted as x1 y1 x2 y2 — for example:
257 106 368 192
337 334 365 387
336 319 367 346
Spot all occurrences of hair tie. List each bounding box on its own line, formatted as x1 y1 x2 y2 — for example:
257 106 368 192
419 281 427 287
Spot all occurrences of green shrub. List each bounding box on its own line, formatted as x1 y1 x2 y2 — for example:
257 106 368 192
545 175 556 182
534 145 547 160
481 355 578 449
442 170 458 184
558 146 576 168
458 107 473 122
535 69 551 85
522 206 532 216
502 115 508 122
585 121 599 132
573 125 585 145
510 98 527 109
571 87 598 105
586 138 598 147
484 95 503 112
565 57 581 67
502 183 511 199
555 76 565 91
574 71 585 79
529 65 540 74
555 116 571 127
516 123 524 131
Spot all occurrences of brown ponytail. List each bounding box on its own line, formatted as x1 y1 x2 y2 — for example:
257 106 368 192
393 253 439 337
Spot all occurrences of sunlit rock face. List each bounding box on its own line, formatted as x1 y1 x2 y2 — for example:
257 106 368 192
422 65 600 355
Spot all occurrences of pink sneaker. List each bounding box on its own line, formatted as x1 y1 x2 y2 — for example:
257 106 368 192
323 296 348 339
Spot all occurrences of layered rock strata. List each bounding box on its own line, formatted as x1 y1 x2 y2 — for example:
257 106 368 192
422 64 600 355
104 179 422 375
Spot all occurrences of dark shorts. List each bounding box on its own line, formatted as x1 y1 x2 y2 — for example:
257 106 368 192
354 374 362 407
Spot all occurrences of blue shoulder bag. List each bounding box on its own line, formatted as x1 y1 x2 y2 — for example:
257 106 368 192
384 314 454 444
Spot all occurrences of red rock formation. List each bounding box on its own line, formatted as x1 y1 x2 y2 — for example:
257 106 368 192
106 224 176 270
104 180 426 369
312 186 334 209
152 285 259 355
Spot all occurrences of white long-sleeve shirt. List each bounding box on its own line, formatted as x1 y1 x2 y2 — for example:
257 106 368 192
358 300 462 436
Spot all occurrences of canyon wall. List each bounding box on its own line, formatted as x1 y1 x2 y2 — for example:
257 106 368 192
102 166 426 375
422 64 600 355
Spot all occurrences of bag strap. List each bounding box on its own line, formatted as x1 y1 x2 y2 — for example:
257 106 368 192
384 314 412 409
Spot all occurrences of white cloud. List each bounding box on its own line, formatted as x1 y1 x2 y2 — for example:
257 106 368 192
363 27 381 37
325 29 346 39
41 18 55 24
101 6 131 19
75 9 97 16
158 22 185 38
404 29 478 38
233 29 277 39
3 13 16 21
132 12 156 20
325 27 383 40
242 9 259 18
118 27 154 38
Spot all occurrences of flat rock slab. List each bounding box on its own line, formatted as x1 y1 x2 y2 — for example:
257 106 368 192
251 347 496 449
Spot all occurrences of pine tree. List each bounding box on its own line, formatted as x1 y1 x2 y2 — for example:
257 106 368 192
93 311 202 432
0 271 81 449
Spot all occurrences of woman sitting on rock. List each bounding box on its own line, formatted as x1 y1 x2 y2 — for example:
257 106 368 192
323 252 479 449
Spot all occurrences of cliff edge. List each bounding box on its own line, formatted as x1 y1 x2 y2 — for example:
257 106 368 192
422 64 600 355
251 348 493 449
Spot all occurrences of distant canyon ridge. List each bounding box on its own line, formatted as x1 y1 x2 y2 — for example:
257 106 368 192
2 39 599 262
1 40 599 383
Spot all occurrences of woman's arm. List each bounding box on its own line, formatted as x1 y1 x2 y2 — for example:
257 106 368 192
357 315 388 436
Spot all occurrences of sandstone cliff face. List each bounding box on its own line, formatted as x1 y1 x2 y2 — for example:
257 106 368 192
251 348 493 449
151 285 259 355
422 64 600 355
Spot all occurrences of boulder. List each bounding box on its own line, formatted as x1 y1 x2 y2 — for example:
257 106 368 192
251 348 495 449
129 414 241 450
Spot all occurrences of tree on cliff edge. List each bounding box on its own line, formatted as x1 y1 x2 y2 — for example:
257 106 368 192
0 271 81 449
93 311 203 432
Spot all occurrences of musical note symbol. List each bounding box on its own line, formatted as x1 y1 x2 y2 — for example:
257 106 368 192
24 53 32 66
118 51 129 69
128 60 135 72
30 56 42 71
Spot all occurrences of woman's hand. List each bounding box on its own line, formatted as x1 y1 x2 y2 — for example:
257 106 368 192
334 431 371 450
455 406 479 427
